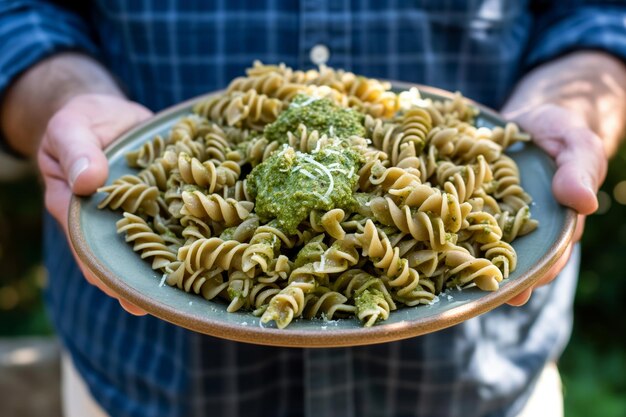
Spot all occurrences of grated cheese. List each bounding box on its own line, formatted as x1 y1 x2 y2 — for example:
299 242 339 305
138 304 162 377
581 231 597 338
312 139 322 153
159 274 167 287
290 96 319 108
299 153 335 199
312 191 331 204
428 295 440 305
299 168 318 181
315 254 327 272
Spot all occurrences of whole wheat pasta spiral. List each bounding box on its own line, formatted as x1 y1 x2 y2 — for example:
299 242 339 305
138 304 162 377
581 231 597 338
98 61 538 329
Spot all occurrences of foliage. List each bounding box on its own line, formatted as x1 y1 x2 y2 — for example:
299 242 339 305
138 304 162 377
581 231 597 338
559 141 626 417
0 174 52 336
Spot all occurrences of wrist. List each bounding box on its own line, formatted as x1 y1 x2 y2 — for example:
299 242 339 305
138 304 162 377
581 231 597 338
43 54 125 115
1 53 123 158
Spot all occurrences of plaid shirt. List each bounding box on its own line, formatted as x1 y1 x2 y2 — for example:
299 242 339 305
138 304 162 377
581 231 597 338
2 1 625 416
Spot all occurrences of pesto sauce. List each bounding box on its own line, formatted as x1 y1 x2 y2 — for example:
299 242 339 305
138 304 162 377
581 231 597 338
219 227 237 241
294 238 328 268
263 94 366 144
246 144 363 234
355 288 384 316
227 287 242 300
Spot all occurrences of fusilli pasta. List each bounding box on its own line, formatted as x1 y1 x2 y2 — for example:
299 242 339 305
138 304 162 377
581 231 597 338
98 62 539 329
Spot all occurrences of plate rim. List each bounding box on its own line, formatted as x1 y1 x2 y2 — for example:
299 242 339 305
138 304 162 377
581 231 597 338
68 83 577 348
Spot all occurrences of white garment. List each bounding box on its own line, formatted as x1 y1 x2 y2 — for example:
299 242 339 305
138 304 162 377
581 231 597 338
517 362 564 417
61 353 108 417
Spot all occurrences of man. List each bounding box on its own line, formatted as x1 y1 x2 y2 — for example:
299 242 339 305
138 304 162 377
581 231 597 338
1 1 625 416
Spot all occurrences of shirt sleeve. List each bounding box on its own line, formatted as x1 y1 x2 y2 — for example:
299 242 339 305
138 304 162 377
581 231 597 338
525 2 626 69
0 1 100 157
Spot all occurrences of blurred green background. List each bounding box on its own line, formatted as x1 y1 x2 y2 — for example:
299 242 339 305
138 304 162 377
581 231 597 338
0 143 625 416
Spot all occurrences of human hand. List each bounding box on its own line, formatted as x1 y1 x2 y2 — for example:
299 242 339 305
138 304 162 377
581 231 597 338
38 94 153 315
501 104 607 306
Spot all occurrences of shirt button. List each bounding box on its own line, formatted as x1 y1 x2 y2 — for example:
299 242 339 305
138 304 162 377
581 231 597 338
309 44 330 65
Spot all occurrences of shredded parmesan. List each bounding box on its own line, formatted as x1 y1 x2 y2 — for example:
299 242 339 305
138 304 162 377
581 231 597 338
312 139 322 153
428 295 440 305
348 166 354 178
315 253 327 272
159 274 167 287
299 168 318 181
276 144 289 157
290 96 318 108
300 153 335 198
312 191 331 204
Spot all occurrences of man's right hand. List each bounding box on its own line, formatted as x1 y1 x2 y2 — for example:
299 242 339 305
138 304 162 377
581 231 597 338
38 94 153 315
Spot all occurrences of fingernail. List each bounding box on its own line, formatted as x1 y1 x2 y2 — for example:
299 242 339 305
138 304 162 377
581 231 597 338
69 157 89 189
582 177 596 195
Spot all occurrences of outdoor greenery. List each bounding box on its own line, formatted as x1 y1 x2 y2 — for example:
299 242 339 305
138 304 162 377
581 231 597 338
1 142 625 416
559 141 626 417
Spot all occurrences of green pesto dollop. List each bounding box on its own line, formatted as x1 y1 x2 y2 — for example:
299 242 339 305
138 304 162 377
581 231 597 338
246 144 363 234
263 94 366 144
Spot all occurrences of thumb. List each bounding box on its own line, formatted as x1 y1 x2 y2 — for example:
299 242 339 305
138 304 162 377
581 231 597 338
551 127 606 215
552 161 598 215
46 111 110 196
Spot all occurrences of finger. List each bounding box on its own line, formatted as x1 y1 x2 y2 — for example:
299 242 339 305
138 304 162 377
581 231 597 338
550 128 606 215
503 105 606 215
573 214 586 243
119 300 148 316
40 146 147 313
507 240 575 307
45 111 110 196
534 242 574 288
68 219 148 315
507 288 532 306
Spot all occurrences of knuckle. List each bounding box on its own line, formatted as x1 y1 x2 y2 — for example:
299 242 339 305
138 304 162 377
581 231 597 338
46 110 75 137
569 126 604 152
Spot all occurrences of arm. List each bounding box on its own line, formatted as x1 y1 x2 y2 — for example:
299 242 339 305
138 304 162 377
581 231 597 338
0 52 152 314
501 51 626 305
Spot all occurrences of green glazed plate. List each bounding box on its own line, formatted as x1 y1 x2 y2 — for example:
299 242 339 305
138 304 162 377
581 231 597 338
69 84 576 347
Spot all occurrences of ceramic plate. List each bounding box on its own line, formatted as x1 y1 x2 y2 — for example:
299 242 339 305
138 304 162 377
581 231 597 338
69 84 576 347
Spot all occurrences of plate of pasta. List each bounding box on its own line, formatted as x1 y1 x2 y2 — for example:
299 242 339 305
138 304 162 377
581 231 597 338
69 62 576 347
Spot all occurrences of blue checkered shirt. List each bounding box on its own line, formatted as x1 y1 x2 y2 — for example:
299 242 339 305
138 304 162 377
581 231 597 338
2 1 625 416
